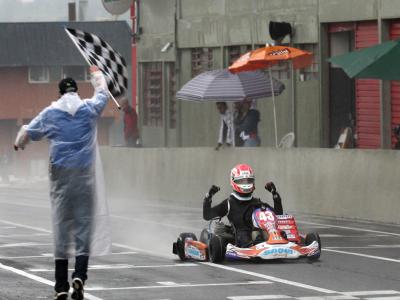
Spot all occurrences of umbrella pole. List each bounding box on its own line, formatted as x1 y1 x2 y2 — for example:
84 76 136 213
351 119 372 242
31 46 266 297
269 68 278 147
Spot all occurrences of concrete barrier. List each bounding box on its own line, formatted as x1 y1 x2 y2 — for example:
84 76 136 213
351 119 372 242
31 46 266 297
100 146 400 224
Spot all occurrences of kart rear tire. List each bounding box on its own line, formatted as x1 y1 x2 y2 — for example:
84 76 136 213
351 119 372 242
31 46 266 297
177 233 197 261
305 232 321 261
208 234 226 263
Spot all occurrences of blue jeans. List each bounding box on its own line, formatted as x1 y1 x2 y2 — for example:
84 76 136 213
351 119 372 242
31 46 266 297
244 137 260 147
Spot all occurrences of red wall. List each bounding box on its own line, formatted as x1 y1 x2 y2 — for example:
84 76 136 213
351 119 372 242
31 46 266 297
0 67 116 169
0 67 117 120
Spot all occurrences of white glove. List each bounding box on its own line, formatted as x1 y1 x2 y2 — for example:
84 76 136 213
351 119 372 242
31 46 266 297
90 69 108 92
240 131 250 141
14 125 30 150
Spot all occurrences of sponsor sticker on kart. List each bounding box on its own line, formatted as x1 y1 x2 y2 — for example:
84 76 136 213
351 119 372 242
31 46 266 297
262 247 294 257
186 246 205 260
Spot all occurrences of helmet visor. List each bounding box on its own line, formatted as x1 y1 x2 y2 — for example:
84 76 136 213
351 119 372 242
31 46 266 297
234 177 255 185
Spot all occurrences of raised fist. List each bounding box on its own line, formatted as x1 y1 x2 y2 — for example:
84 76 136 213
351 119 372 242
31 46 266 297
208 185 220 197
265 182 276 194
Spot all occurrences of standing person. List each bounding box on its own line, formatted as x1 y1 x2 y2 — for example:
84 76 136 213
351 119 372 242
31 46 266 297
215 102 234 150
121 99 139 147
235 99 261 147
14 66 112 300
233 102 244 147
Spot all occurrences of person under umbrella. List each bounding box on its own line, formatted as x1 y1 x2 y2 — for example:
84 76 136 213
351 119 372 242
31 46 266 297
215 102 235 150
235 99 261 147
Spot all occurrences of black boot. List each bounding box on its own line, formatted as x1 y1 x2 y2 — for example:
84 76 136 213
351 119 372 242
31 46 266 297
71 278 84 300
54 259 69 299
71 255 89 300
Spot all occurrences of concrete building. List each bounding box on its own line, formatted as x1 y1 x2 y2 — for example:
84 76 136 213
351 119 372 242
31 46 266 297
134 0 400 149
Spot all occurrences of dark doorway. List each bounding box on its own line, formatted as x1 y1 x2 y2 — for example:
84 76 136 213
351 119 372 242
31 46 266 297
329 30 355 147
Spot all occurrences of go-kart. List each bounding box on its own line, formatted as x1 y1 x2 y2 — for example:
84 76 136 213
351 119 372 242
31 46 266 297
173 207 321 263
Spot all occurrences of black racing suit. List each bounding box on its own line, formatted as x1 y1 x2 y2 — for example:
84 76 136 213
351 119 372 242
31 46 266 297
203 192 283 248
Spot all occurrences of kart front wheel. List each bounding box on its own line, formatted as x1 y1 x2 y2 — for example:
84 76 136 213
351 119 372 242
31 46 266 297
208 234 226 263
305 232 321 261
176 233 197 261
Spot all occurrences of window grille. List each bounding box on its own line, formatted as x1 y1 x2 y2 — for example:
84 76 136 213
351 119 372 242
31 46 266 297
191 48 213 77
296 43 319 81
142 63 163 127
167 63 176 129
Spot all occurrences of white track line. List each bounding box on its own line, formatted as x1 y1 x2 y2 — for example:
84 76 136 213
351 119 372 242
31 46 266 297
344 290 400 296
0 251 137 260
0 262 103 300
298 296 358 300
112 242 173 259
0 220 51 233
325 245 400 249
0 242 51 248
30 263 198 272
0 254 53 259
298 221 400 237
228 295 292 300
0 233 50 238
200 262 337 294
86 280 272 291
0 200 49 209
364 297 400 300
323 249 400 263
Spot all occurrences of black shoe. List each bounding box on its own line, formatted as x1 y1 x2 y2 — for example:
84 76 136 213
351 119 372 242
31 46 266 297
54 291 68 300
71 278 84 300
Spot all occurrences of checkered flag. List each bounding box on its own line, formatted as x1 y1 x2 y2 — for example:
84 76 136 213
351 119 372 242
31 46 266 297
65 27 128 97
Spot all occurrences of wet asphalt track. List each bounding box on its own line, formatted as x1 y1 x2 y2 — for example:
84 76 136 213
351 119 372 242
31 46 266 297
0 181 399 300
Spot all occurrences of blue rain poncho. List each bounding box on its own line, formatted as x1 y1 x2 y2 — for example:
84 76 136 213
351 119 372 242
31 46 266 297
15 72 112 259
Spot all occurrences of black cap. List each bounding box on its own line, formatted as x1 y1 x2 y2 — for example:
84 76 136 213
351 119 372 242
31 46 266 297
59 77 78 95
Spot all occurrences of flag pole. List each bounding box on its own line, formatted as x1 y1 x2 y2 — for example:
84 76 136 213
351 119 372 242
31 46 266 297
64 28 121 109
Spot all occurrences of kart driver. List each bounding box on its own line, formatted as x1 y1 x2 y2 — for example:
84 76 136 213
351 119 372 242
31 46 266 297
203 164 283 248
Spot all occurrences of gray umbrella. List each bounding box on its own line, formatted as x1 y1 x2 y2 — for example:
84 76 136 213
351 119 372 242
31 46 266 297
176 69 284 102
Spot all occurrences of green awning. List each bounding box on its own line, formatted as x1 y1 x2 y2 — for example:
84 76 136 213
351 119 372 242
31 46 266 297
328 40 400 80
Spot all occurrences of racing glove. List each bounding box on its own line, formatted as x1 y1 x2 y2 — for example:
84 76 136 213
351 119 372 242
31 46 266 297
205 185 220 200
265 182 276 194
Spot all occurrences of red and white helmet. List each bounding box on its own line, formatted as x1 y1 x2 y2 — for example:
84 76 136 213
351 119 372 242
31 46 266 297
230 164 255 195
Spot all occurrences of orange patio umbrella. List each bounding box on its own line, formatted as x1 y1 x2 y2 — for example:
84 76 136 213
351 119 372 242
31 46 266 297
229 45 313 73
229 45 313 147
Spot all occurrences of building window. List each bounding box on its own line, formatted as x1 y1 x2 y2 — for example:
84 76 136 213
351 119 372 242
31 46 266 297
167 63 176 129
49 66 62 82
62 66 87 81
227 45 252 66
142 62 163 127
296 43 319 81
29 67 49 83
29 66 89 83
191 48 213 77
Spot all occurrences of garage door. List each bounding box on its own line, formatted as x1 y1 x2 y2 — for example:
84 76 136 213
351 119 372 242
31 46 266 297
355 21 380 149
390 20 400 147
